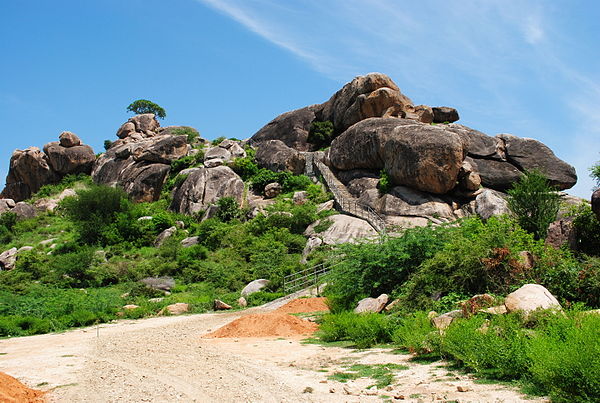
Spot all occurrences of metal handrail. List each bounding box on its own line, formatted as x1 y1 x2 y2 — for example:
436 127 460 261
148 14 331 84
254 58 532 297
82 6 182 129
283 262 333 294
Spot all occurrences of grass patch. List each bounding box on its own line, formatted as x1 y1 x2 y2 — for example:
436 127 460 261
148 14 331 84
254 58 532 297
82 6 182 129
328 363 408 388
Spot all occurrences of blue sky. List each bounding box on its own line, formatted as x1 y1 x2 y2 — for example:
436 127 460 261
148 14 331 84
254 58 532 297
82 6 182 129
1 0 598 198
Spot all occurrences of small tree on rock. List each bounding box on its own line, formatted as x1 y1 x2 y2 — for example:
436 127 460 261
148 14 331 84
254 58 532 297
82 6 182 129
126 99 166 119
507 170 560 240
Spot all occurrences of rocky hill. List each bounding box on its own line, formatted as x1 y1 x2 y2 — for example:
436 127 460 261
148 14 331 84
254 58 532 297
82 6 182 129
0 73 579 229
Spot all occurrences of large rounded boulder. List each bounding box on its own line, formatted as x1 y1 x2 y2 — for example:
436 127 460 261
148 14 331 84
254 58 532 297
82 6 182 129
170 166 244 215
1 147 58 201
329 118 464 194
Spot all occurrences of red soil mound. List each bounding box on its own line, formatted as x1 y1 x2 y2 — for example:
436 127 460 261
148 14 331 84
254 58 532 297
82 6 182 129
0 372 45 403
275 297 330 314
204 312 319 338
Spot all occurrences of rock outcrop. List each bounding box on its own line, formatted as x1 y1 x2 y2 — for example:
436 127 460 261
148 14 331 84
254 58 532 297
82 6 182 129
169 166 244 215
1 132 95 202
255 140 305 175
304 214 377 245
504 284 561 315
93 114 192 202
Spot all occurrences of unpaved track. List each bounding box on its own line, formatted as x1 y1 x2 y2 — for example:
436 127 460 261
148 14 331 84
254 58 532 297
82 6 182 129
0 302 546 403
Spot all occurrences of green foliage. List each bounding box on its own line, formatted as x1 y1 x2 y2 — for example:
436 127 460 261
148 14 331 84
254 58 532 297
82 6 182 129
308 121 334 147
392 311 440 355
507 170 560 240
31 173 92 200
325 224 449 311
245 291 286 306
215 197 243 222
378 170 392 194
590 158 600 189
569 203 600 256
170 154 203 175
211 136 226 146
60 185 140 245
312 218 333 234
103 139 113 151
328 363 408 388
126 99 166 119
318 312 394 348
171 127 200 144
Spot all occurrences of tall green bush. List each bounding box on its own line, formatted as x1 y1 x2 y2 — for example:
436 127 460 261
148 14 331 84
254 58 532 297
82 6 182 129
507 170 560 240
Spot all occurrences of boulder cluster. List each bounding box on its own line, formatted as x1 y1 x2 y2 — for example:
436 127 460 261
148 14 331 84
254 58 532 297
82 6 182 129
0 73 588 235
1 131 95 201
249 73 578 228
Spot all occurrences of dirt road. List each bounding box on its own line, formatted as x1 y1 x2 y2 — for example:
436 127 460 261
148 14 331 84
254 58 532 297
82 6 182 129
0 302 545 402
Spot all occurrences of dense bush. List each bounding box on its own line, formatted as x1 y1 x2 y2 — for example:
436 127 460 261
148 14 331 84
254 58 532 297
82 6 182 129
378 170 392 194
229 155 312 194
507 170 560 240
215 197 243 222
30 173 92 200
60 185 141 245
569 203 600 256
318 312 394 348
171 127 200 143
308 121 334 148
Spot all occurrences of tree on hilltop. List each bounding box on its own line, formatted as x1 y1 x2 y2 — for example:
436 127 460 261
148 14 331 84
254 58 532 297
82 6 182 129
126 99 166 119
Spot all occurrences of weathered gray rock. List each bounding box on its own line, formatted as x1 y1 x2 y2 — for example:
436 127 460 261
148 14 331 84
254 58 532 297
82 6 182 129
43 141 95 175
163 303 189 315
121 114 159 137
204 158 223 168
475 189 510 220
238 297 247 307
241 279 270 297
358 186 455 220
504 284 561 315
205 147 232 162
458 160 481 191
136 135 188 164
255 140 306 175
170 166 244 216
329 118 464 194
1 147 58 201
293 191 308 205
33 188 76 212
432 310 463 330
12 202 36 219
468 157 522 191
316 200 335 213
497 134 576 190
592 189 600 221
545 218 577 250
432 107 460 123
305 214 377 245
154 226 177 247
354 294 389 313
264 182 282 199
0 247 18 270
250 105 319 151
213 299 232 310
228 143 246 159
180 236 199 248
59 131 81 147
140 276 175 291
0 199 16 213
301 236 323 263
445 124 504 159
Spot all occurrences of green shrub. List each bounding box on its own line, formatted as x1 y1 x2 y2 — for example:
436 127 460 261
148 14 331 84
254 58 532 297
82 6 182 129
507 170 560 240
392 311 440 355
103 140 113 150
170 154 203 175
590 157 600 188
216 197 243 222
211 136 226 146
318 312 393 348
378 170 392 194
171 127 200 144
60 185 140 245
31 173 92 200
126 99 166 119
245 291 286 306
570 203 600 256
308 121 334 147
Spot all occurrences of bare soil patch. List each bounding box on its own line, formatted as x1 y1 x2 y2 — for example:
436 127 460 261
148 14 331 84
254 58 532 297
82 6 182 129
274 296 329 314
204 311 319 338
0 371 45 403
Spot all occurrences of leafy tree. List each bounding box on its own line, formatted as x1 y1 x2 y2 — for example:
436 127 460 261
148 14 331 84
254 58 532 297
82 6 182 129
507 170 560 240
126 99 166 119
103 140 113 151
308 121 334 147
215 197 242 222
